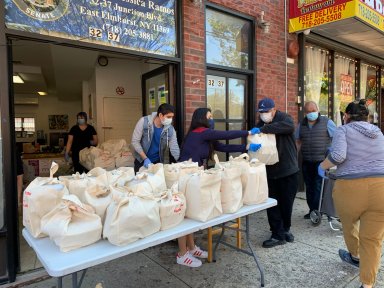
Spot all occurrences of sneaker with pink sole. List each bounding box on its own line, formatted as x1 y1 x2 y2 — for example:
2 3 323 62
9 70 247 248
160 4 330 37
190 245 208 259
176 251 202 268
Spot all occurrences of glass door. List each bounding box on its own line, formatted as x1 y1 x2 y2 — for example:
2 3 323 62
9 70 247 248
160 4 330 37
207 72 247 161
141 65 175 115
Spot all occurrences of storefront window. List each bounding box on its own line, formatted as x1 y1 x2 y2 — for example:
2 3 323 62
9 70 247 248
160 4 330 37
0 126 3 228
206 9 251 69
334 54 356 126
304 45 329 115
360 63 378 124
207 75 226 118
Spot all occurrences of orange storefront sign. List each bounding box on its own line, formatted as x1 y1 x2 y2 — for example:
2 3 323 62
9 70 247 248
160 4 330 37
289 0 384 32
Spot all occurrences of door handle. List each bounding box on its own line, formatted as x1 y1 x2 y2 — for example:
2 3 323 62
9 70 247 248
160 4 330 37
102 126 113 129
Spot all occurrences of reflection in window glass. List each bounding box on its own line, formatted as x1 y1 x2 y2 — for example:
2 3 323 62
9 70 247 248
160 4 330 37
206 9 250 69
304 45 329 116
214 122 226 162
229 78 245 119
361 63 378 124
207 75 226 118
334 54 356 126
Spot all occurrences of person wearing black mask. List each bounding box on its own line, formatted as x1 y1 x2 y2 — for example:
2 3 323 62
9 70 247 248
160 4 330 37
65 112 98 173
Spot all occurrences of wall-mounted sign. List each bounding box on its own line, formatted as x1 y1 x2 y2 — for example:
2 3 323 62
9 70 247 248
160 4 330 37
289 0 384 32
5 0 177 57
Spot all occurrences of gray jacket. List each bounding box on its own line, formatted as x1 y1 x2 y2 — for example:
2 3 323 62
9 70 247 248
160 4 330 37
328 121 384 179
131 112 180 163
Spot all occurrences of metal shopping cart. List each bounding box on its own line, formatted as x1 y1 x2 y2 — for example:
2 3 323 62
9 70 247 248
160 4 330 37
310 173 342 231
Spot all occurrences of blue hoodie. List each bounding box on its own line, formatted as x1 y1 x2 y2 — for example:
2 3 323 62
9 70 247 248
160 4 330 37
328 121 384 179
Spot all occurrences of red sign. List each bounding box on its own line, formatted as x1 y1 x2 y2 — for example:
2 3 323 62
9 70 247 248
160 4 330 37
340 74 353 96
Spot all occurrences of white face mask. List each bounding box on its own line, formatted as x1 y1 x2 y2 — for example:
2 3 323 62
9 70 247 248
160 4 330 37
161 117 172 126
260 112 273 123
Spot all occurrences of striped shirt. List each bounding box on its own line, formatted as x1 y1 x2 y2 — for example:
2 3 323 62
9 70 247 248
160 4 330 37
328 121 384 179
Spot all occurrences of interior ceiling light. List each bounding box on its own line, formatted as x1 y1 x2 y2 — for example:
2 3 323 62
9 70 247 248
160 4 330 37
13 74 24 84
37 91 47 96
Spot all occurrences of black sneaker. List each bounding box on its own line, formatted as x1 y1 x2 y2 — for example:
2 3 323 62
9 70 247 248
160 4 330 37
303 213 310 219
285 231 294 243
338 249 359 268
262 238 286 248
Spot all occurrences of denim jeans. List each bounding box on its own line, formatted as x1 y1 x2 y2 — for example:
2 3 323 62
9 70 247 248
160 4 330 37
302 161 322 212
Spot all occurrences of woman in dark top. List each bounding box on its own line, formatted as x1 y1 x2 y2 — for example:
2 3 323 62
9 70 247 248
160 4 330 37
179 108 260 167
65 112 98 173
176 107 260 268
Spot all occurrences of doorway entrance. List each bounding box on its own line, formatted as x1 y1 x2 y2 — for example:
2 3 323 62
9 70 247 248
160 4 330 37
8 38 179 276
206 72 248 161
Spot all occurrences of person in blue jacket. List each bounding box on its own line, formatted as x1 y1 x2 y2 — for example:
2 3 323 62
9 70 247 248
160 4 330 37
176 107 261 268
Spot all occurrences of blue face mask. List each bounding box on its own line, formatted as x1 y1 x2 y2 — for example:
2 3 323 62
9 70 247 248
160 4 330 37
208 118 215 129
306 112 319 121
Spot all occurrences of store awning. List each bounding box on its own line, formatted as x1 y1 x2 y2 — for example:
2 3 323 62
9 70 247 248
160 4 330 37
289 0 384 59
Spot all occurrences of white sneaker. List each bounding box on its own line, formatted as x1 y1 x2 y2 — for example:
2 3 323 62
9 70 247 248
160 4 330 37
190 245 208 259
176 251 202 268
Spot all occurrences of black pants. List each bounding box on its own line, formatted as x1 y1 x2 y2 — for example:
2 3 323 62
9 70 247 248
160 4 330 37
267 172 299 240
302 160 322 212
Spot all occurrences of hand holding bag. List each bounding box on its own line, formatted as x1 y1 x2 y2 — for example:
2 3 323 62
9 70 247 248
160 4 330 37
247 133 279 165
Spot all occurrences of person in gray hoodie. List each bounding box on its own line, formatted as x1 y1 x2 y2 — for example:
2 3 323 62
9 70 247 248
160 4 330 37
131 104 180 172
319 99 384 288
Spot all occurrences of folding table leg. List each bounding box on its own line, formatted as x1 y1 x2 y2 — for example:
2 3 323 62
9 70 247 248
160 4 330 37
245 215 265 287
57 277 63 288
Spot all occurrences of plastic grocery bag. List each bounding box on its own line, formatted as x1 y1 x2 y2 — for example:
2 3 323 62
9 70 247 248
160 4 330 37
137 163 167 194
23 161 69 238
180 169 222 222
157 184 186 230
103 186 160 246
163 160 200 189
41 194 102 252
248 133 279 165
214 155 243 213
242 159 269 205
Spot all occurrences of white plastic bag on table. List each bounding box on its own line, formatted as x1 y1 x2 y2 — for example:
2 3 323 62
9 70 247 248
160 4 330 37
214 154 243 213
180 169 222 222
103 186 160 246
247 133 279 165
163 160 200 189
242 159 269 205
59 172 89 203
99 139 127 156
157 183 186 230
23 162 69 238
138 163 166 194
41 194 102 252
107 167 135 186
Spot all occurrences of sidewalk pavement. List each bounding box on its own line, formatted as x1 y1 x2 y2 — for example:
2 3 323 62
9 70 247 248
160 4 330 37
9 193 384 288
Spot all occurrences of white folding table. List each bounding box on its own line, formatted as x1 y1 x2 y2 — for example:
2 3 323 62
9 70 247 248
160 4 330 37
23 198 277 288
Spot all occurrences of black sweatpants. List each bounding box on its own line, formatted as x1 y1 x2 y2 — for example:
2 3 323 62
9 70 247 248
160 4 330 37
266 172 299 240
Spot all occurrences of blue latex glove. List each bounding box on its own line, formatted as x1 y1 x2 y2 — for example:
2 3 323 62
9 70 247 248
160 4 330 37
143 158 152 168
318 164 328 179
64 151 70 162
249 143 262 152
249 127 261 135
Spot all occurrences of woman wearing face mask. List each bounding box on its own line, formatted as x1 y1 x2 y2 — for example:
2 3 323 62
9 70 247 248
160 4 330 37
65 112 98 173
131 103 180 173
318 100 384 288
255 98 299 248
175 107 260 268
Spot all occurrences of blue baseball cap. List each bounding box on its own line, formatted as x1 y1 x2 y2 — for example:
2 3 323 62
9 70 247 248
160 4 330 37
257 98 275 112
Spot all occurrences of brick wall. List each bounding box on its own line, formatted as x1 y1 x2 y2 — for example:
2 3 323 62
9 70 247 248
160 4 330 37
182 0 299 130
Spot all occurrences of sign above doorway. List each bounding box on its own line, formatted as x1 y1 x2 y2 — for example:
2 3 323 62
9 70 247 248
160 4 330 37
5 0 177 57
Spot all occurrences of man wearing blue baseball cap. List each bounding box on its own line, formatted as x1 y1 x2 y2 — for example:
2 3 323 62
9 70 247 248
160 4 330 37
255 97 299 248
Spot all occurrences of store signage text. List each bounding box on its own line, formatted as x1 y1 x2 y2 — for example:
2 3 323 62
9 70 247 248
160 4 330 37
340 74 353 96
298 2 345 28
360 0 384 15
5 0 177 57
